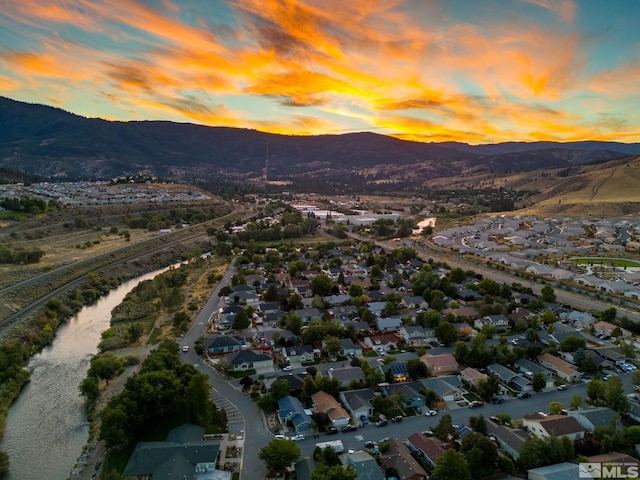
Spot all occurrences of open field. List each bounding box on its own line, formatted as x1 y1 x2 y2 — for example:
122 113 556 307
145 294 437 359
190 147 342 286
569 257 640 268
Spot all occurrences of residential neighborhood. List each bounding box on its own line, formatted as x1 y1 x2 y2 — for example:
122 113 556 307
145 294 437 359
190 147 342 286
189 227 640 480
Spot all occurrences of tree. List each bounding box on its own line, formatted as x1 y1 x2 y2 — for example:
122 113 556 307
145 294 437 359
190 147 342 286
407 358 430 380
587 379 606 404
549 401 564 415
311 274 334 296
559 335 586 352
468 415 487 435
605 376 630 412
432 449 471 480
433 413 458 442
531 372 546 392
632 370 640 386
88 353 123 385
311 463 357 480
435 321 458 346
323 335 342 359
232 309 250 330
460 432 497 479
570 394 584 410
540 285 556 303
476 376 500 401
259 439 301 476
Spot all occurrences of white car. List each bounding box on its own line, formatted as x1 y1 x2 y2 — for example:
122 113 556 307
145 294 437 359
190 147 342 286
291 434 305 441
182 345 189 352
425 410 437 416
283 365 293 371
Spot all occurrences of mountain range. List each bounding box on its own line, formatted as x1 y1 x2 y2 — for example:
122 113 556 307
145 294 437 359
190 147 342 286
2 96 640 198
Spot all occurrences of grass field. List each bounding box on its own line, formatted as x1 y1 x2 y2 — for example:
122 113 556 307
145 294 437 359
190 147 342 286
569 257 640 267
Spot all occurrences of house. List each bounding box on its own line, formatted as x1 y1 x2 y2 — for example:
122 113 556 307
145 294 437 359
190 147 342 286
485 419 527 459
527 462 579 480
400 296 429 310
312 390 351 427
205 335 246 355
331 305 359 321
406 433 450 468
586 453 640 478
538 352 582 383
591 346 627 366
343 451 385 480
398 325 435 347
278 396 313 433
380 382 425 410
364 334 399 352
123 424 221 479
294 308 323 324
295 458 315 480
421 376 465 403
523 413 584 440
593 321 626 337
380 362 409 383
562 310 596 328
459 367 487 387
217 305 245 329
442 305 480 320
339 389 375 425
568 406 619 433
487 363 517 384
420 353 459 375
339 338 363 357
514 358 554 387
376 316 403 333
474 314 511 332
284 344 316 364
257 302 281 315
328 366 365 388
380 439 428 480
226 349 272 372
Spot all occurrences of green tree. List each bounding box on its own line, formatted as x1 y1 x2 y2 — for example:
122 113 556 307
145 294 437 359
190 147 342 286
433 413 458 442
587 379 606 404
541 285 556 303
476 376 500 401
549 401 564 415
232 309 250 330
570 394 584 410
348 284 364 297
606 376 630 412
259 439 301 476
311 274 335 296
559 335 586 352
531 372 546 392
407 358 430 380
88 353 124 385
460 432 497 479
311 463 357 480
435 321 458 346
432 449 471 480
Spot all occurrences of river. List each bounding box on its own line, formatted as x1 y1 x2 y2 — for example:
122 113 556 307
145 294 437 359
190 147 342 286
1 267 172 480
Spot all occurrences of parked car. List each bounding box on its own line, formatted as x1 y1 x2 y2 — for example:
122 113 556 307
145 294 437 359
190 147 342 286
291 434 305 441
424 410 437 416
557 384 568 391
283 365 293 371
468 400 484 409
364 441 377 449
326 427 339 435
379 437 390 443
391 415 403 423
375 419 388 427
341 424 357 432
517 392 532 399
274 435 288 440
182 345 189 352
492 397 504 404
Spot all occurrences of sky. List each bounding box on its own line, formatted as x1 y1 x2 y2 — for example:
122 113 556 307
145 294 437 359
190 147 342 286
1 0 639 144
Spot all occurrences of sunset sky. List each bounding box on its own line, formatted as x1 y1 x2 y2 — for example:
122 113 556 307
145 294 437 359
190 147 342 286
1 0 639 144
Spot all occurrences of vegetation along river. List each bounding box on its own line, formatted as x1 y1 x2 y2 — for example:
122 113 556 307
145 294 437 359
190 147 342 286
1 266 173 480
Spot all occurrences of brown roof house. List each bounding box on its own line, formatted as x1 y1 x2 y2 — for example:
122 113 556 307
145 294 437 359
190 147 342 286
420 353 459 376
380 438 428 480
312 390 351 428
406 433 451 468
459 367 488 387
538 352 582 383
523 413 584 440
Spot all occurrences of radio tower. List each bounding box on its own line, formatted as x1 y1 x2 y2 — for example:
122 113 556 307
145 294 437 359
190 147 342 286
263 142 269 181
